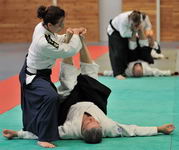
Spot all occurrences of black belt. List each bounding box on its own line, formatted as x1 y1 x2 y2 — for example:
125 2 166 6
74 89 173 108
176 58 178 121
25 68 52 77
109 19 118 32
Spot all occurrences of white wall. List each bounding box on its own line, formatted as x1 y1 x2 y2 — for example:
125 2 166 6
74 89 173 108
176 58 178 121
99 0 122 42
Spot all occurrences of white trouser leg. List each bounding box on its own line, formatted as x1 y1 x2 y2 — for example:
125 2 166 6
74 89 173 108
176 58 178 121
139 39 149 47
57 62 79 97
80 61 99 80
17 130 38 139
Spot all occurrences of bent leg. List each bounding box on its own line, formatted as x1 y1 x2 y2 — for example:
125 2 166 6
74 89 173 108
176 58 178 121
22 78 60 142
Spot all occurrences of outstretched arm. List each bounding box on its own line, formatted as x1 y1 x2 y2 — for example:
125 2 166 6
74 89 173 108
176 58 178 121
152 68 171 76
104 122 175 138
118 123 175 137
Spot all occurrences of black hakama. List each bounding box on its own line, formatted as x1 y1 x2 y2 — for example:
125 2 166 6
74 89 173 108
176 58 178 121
19 59 60 142
58 74 111 126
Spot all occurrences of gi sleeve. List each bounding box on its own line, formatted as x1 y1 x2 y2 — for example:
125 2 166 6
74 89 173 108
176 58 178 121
102 118 158 137
143 15 152 31
58 120 82 139
38 34 82 59
56 34 66 43
150 68 171 76
143 62 171 76
117 123 158 137
119 23 133 38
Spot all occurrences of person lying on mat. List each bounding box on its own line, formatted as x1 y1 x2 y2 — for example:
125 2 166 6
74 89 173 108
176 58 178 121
103 21 171 79
3 37 175 147
100 60 171 78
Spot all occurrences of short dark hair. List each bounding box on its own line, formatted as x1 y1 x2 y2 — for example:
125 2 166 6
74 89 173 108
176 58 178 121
37 5 65 25
130 10 141 24
82 128 102 144
132 63 143 77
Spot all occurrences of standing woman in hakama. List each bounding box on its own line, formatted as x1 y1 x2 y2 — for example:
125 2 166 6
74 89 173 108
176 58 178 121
19 5 84 148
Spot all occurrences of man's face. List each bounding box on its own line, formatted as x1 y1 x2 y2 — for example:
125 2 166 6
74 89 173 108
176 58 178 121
82 115 101 131
133 64 143 77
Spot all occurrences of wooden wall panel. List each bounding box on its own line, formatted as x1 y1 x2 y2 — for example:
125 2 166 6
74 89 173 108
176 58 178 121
123 0 179 42
1 0 178 43
160 0 174 41
161 0 179 41
58 0 99 42
0 0 52 43
173 0 179 41
0 0 99 43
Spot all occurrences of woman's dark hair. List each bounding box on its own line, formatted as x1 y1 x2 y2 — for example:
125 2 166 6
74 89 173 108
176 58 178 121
37 5 65 25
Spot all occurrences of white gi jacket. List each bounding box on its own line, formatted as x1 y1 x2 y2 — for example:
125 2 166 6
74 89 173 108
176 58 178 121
125 60 171 77
25 22 82 84
17 102 158 140
107 11 152 37
27 22 82 71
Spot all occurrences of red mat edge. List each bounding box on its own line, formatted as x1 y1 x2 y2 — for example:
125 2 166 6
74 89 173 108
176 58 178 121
0 46 108 114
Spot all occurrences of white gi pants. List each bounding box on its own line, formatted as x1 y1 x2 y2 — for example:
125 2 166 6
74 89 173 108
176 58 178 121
57 61 99 97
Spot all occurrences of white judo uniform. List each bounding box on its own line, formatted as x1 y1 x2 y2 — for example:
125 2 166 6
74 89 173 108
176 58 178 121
126 37 171 77
125 60 171 77
26 22 82 85
17 62 159 140
103 62 171 77
107 11 152 37
103 38 171 77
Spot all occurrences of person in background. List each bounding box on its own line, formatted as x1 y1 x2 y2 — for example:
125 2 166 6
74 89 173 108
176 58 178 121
107 10 170 79
107 10 165 80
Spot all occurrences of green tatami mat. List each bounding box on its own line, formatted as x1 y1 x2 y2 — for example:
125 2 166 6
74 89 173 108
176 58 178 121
0 76 179 150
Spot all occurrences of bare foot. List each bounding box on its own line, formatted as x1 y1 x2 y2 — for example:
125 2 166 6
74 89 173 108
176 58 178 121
115 75 126 80
157 124 175 134
37 141 56 148
2 129 18 139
